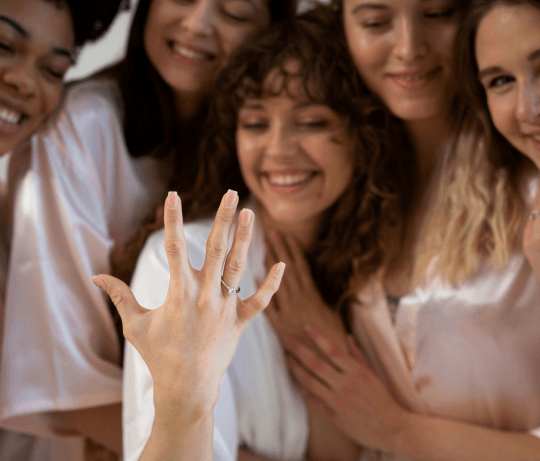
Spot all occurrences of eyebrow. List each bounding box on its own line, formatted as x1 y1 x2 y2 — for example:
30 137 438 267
352 0 440 14
0 16 28 38
229 0 259 12
0 15 74 63
479 48 540 80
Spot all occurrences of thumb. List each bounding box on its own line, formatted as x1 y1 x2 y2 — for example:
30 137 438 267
92 274 142 326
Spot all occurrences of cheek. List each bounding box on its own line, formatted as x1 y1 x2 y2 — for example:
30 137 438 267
432 25 458 63
487 96 516 140
236 135 260 186
218 25 260 61
344 26 387 87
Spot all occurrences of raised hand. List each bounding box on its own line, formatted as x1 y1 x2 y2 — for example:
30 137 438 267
92 190 285 416
264 232 348 352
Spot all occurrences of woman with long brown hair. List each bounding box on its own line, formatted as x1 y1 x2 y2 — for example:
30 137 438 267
96 11 415 460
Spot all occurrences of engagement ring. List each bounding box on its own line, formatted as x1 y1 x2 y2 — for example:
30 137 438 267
221 278 241 295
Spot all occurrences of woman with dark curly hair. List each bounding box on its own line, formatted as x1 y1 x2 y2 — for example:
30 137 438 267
260 1 540 460
0 0 288 458
94 11 415 461
0 0 125 459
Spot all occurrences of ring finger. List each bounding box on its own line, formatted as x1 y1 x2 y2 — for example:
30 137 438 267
221 208 254 296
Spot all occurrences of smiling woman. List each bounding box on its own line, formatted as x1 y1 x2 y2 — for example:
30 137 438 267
0 0 127 459
0 0 289 459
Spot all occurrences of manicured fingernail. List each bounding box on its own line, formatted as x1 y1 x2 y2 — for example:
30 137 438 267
240 208 253 226
225 189 238 208
91 275 108 291
167 191 179 209
274 261 285 276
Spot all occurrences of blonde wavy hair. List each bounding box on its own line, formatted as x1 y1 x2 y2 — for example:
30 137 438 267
412 0 532 285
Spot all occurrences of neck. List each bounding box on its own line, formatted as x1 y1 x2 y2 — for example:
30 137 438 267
175 92 203 122
405 114 452 186
258 206 321 253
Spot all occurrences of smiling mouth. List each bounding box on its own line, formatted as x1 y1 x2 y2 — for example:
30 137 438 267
169 42 216 63
0 103 26 135
266 171 317 187
388 67 443 91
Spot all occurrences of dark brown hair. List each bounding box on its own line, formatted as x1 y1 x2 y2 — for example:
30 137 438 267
105 0 294 166
46 0 128 49
177 8 415 319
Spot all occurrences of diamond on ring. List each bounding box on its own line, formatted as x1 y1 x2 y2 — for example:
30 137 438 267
221 278 241 295
529 210 540 220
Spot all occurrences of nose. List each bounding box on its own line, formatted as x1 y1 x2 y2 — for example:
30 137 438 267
181 0 216 38
1 59 37 98
516 77 540 123
265 122 297 159
392 16 429 63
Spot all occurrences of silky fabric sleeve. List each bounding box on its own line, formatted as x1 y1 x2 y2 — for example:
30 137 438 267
123 226 238 461
0 81 141 435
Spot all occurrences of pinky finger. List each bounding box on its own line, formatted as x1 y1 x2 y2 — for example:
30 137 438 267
237 262 286 325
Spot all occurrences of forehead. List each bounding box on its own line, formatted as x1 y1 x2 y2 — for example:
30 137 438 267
476 3 540 66
0 0 75 50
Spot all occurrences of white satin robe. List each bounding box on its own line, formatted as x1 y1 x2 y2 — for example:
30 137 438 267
0 78 171 439
123 216 310 461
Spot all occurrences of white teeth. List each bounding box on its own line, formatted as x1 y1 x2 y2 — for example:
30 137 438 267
399 75 423 81
173 44 211 62
268 173 313 187
532 135 540 142
0 106 22 125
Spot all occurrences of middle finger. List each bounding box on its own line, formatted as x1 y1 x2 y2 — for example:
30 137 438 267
203 190 239 283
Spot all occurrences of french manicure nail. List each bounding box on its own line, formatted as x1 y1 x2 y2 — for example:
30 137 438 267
240 208 253 226
167 191 179 209
225 189 238 208
274 261 285 276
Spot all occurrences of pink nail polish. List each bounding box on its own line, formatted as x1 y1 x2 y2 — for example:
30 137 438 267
274 262 285 276
225 190 238 208
167 191 179 209
240 209 253 226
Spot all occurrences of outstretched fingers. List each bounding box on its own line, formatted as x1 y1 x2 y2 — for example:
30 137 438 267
221 208 254 295
238 262 286 325
91 274 146 337
163 192 191 287
204 190 239 285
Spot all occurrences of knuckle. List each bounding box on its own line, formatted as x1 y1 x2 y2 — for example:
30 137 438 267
108 288 125 310
165 238 185 256
226 256 244 277
206 240 228 260
215 210 232 224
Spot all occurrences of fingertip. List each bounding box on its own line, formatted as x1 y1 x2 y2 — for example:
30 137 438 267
274 262 286 277
167 191 180 210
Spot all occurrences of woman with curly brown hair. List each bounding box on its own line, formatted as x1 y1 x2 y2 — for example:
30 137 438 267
262 1 540 460
95 10 415 461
